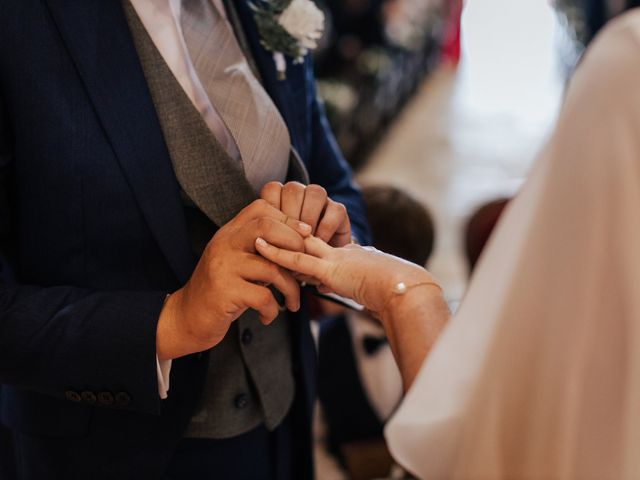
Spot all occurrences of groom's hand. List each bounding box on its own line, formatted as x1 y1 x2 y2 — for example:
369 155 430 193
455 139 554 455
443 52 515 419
156 199 311 361
261 182 352 247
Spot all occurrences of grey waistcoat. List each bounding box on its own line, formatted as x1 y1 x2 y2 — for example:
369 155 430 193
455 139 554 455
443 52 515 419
124 2 308 439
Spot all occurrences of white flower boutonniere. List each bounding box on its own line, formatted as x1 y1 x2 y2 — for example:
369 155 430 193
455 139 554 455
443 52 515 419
250 0 325 80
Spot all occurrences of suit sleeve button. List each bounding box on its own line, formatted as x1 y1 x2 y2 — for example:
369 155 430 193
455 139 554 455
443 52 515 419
234 393 250 409
97 391 115 406
241 328 253 346
64 390 82 403
115 392 131 407
80 391 97 405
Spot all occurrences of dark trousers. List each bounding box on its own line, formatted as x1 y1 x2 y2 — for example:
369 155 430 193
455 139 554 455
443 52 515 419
3 410 301 480
0 386 16 479
166 414 294 480
0 425 16 479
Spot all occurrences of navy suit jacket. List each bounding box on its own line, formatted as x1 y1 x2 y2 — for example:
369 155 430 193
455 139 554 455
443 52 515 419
0 0 369 477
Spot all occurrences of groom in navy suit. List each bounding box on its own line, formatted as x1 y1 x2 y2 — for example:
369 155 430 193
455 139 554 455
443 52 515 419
0 0 369 478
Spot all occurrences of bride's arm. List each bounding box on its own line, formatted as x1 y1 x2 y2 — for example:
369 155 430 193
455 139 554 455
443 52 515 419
379 282 449 390
255 236 450 390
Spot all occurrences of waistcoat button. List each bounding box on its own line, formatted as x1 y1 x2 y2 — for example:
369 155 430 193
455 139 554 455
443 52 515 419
234 393 249 409
241 328 253 346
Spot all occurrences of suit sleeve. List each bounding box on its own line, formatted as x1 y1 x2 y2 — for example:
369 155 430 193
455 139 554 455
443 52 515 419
0 93 14 285
304 61 372 246
0 95 166 416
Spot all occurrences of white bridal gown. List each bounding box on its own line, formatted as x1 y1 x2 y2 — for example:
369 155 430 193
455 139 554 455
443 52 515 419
385 10 640 480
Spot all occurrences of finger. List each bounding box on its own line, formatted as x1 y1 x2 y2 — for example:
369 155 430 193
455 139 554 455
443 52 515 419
236 200 311 238
300 185 327 233
260 182 282 210
242 255 301 312
284 217 312 238
256 237 327 281
244 217 307 252
304 236 333 258
243 282 280 325
315 200 351 246
281 182 306 219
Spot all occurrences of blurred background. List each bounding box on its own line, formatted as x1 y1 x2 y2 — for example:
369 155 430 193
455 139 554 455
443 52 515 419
309 3 640 479
312 0 631 304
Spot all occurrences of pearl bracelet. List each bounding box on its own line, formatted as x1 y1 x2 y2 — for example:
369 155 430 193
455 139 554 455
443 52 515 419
382 280 443 315
391 280 442 295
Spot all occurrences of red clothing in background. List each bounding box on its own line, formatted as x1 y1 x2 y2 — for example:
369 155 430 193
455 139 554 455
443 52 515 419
441 0 463 64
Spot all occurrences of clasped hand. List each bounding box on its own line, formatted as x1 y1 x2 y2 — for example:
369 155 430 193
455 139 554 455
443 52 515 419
156 182 352 361
254 185 440 320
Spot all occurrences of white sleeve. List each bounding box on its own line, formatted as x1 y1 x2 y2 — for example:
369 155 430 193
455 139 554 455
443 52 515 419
156 356 172 399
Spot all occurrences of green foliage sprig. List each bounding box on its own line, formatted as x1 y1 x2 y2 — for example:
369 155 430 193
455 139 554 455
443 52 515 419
249 0 303 60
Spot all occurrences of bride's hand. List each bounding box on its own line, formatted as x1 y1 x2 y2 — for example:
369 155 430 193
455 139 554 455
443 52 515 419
257 234 449 390
255 235 436 318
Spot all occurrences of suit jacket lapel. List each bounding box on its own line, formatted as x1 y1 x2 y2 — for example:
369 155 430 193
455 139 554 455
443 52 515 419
45 0 195 284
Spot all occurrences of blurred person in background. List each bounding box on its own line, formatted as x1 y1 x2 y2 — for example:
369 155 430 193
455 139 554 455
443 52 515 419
314 185 434 480
257 8 640 478
464 198 510 274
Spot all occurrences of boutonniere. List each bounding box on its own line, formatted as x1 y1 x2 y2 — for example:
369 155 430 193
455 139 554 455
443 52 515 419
250 0 325 80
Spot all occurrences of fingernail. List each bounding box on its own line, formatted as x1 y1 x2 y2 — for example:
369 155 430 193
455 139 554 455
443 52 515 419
298 222 312 233
255 237 268 248
289 300 300 312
